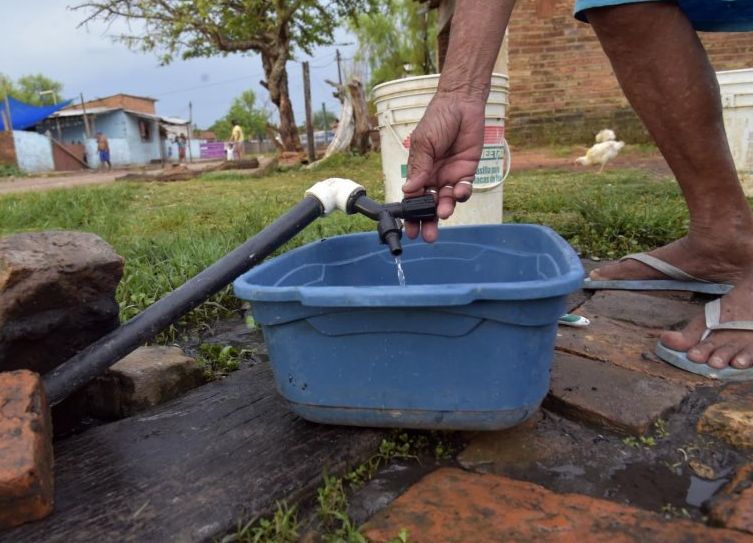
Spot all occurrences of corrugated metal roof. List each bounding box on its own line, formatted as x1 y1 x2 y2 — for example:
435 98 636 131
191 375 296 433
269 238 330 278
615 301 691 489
52 107 188 125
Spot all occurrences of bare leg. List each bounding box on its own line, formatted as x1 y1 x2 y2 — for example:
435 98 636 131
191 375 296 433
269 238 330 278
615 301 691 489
587 2 753 370
587 2 753 284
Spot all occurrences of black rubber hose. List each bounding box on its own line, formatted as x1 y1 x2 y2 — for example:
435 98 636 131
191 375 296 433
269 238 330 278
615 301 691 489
44 196 324 406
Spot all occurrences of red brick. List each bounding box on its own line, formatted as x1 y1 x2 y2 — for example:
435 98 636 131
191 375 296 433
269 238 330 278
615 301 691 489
546 352 691 435
555 311 709 387
0 370 54 530
709 463 753 535
363 468 751 543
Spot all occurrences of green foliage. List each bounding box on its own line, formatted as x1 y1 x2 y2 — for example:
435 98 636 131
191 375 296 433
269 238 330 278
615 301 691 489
196 343 251 379
0 73 65 105
0 164 24 178
317 473 368 543
228 501 300 543
622 435 656 448
386 529 414 543
349 0 437 87
314 109 337 132
209 90 270 141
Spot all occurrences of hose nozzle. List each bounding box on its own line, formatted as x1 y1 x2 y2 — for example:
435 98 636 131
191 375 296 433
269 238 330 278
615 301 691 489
347 192 437 256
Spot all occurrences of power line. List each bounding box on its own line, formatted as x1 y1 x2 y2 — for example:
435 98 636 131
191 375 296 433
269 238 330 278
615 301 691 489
154 73 263 97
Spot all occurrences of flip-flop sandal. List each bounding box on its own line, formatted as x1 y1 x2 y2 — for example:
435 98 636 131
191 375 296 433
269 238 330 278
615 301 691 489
583 253 733 295
655 299 753 381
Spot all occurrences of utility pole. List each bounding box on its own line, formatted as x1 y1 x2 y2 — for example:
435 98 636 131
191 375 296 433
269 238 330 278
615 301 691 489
336 49 343 86
80 93 91 138
3 95 12 133
302 62 316 163
188 101 194 163
321 102 329 143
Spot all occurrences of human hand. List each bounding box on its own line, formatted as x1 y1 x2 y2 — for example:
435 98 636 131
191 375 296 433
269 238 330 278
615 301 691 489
402 92 486 242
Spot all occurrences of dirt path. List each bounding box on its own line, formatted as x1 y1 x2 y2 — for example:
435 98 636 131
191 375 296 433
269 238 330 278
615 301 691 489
0 161 225 196
511 145 672 178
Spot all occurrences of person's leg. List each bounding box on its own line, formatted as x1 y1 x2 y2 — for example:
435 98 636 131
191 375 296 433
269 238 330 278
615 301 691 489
587 2 753 370
587 2 753 285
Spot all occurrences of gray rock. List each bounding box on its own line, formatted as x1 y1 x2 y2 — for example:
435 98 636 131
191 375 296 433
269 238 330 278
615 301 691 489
85 346 205 419
0 231 123 375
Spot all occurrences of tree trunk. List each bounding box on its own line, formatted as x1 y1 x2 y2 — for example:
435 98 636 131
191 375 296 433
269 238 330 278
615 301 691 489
348 78 371 155
261 46 301 153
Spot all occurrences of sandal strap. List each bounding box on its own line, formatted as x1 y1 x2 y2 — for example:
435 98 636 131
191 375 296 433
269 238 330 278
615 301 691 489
621 253 709 283
700 298 753 341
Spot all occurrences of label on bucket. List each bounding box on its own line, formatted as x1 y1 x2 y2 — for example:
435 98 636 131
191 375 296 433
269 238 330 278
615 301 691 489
400 125 506 190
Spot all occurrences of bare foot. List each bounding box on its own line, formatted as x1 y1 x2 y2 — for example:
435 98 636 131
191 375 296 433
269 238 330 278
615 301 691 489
589 233 753 284
660 273 753 370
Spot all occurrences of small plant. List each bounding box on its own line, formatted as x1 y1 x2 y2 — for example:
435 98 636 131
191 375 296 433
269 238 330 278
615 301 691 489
317 472 368 543
0 164 23 178
227 501 300 543
387 529 414 543
197 343 251 379
660 503 691 520
654 418 670 439
622 435 656 448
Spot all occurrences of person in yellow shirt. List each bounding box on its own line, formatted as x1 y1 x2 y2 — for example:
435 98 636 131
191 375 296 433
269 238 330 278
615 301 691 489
229 119 244 160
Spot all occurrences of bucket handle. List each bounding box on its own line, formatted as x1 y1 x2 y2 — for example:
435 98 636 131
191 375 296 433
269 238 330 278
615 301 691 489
382 110 512 187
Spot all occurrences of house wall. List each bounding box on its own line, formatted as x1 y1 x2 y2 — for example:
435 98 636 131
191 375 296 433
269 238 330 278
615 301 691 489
13 131 53 173
123 114 161 164
506 0 753 144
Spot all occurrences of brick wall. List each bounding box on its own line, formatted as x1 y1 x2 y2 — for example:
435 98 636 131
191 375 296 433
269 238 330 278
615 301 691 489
0 132 17 167
507 0 753 144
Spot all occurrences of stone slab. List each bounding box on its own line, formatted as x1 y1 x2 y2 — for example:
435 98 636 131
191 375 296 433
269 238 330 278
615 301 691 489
556 312 709 386
0 371 53 531
697 401 753 449
0 231 123 375
1 363 383 543
545 352 692 435
84 346 205 419
582 290 701 329
709 463 753 535
362 468 752 543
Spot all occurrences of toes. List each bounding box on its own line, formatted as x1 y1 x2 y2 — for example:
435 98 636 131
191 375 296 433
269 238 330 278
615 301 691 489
731 350 753 370
660 317 707 353
686 338 717 364
706 344 739 369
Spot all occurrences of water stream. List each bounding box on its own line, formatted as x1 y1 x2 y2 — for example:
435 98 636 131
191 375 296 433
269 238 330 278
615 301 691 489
394 256 406 287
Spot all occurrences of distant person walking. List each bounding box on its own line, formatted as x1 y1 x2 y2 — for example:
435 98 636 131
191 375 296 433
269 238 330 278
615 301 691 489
96 131 111 170
176 134 187 163
230 119 244 160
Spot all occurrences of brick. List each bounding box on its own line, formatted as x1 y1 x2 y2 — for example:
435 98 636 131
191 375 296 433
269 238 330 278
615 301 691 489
545 352 691 435
0 371 53 530
582 290 701 329
362 468 750 543
85 346 205 419
697 401 753 449
556 312 709 386
709 463 753 535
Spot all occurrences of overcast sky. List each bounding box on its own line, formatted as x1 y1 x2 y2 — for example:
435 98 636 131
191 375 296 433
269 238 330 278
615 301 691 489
3 2 359 128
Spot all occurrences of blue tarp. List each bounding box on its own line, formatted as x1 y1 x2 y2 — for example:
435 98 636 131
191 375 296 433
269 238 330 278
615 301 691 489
0 96 72 131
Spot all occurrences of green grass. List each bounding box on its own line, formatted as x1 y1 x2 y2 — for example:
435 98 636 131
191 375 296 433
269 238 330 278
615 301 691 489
0 152 706 336
0 164 24 178
503 168 688 258
0 153 382 334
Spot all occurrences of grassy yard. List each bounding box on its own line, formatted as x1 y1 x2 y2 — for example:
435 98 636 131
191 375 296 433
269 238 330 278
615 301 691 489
0 152 692 334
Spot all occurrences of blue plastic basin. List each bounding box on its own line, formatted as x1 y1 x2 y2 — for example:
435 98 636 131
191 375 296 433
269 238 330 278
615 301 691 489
233 224 584 430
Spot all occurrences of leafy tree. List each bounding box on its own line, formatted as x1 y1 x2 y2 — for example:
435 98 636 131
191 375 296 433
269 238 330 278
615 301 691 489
73 0 376 152
209 89 270 140
314 108 337 131
0 73 64 105
349 0 437 87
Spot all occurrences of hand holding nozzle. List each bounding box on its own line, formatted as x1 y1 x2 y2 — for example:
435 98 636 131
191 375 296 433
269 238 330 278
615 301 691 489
348 192 438 256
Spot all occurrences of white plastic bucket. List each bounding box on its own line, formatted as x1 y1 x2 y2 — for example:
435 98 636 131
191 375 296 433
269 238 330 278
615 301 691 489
372 73 510 226
717 68 753 196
